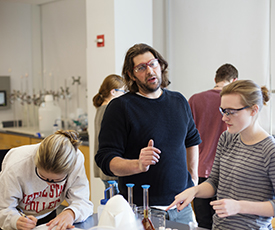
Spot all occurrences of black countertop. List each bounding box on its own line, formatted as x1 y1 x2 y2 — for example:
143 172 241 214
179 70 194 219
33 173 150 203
75 213 206 230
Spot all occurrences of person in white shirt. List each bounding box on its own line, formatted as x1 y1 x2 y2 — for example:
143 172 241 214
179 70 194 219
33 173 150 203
0 130 93 230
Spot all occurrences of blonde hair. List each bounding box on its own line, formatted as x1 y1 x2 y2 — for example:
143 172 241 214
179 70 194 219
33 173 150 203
220 80 270 111
93 74 125 108
35 130 81 174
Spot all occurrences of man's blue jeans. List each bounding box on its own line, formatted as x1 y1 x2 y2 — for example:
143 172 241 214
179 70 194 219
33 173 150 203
167 203 194 225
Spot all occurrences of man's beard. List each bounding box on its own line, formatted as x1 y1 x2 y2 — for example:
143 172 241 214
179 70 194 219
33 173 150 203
135 74 162 93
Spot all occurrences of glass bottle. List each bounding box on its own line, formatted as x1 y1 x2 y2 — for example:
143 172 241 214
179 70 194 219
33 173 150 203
141 185 155 230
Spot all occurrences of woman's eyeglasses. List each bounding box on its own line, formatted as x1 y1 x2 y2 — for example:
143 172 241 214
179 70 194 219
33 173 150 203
114 89 126 93
133 59 159 73
219 106 250 117
35 167 68 183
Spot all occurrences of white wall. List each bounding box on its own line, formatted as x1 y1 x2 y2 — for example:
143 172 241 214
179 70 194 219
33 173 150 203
86 0 115 212
152 0 167 59
0 0 87 126
41 0 87 119
0 1 33 124
166 0 271 132
168 0 270 97
86 0 153 211
114 0 153 72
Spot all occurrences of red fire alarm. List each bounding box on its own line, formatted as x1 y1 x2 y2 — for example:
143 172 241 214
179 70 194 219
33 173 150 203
96 35 105 47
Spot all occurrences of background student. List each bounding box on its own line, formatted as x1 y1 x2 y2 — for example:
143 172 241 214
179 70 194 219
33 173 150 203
92 74 125 192
188 63 238 229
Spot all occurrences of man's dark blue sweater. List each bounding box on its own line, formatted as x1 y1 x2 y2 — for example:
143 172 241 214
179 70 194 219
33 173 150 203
95 89 201 206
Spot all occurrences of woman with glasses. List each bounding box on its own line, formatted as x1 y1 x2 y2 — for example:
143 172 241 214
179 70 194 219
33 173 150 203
167 80 275 229
92 74 125 193
0 130 93 230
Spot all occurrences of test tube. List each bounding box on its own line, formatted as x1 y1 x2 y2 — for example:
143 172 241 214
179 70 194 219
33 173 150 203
126 183 135 206
141 185 155 230
141 185 150 218
108 180 116 198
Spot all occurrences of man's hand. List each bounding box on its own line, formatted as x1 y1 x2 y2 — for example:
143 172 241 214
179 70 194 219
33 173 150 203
16 215 37 230
139 139 161 172
46 209 75 230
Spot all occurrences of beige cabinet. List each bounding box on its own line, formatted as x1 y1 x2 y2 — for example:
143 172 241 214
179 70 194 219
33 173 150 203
0 133 30 149
30 137 43 144
61 145 90 206
79 145 90 186
60 145 90 206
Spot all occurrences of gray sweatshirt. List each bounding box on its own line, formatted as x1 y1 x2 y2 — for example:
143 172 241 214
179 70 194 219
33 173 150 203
0 144 93 229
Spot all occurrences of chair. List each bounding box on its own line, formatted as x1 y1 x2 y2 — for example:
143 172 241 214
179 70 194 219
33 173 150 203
0 149 10 171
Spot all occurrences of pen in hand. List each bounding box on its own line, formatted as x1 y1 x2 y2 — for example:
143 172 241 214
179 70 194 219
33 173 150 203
16 207 37 229
17 208 30 219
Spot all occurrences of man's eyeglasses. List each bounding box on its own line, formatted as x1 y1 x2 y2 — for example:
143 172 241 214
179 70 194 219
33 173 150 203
114 89 126 93
35 167 68 183
133 59 159 73
219 106 250 117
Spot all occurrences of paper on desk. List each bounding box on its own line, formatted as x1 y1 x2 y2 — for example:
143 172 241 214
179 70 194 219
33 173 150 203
33 223 82 230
